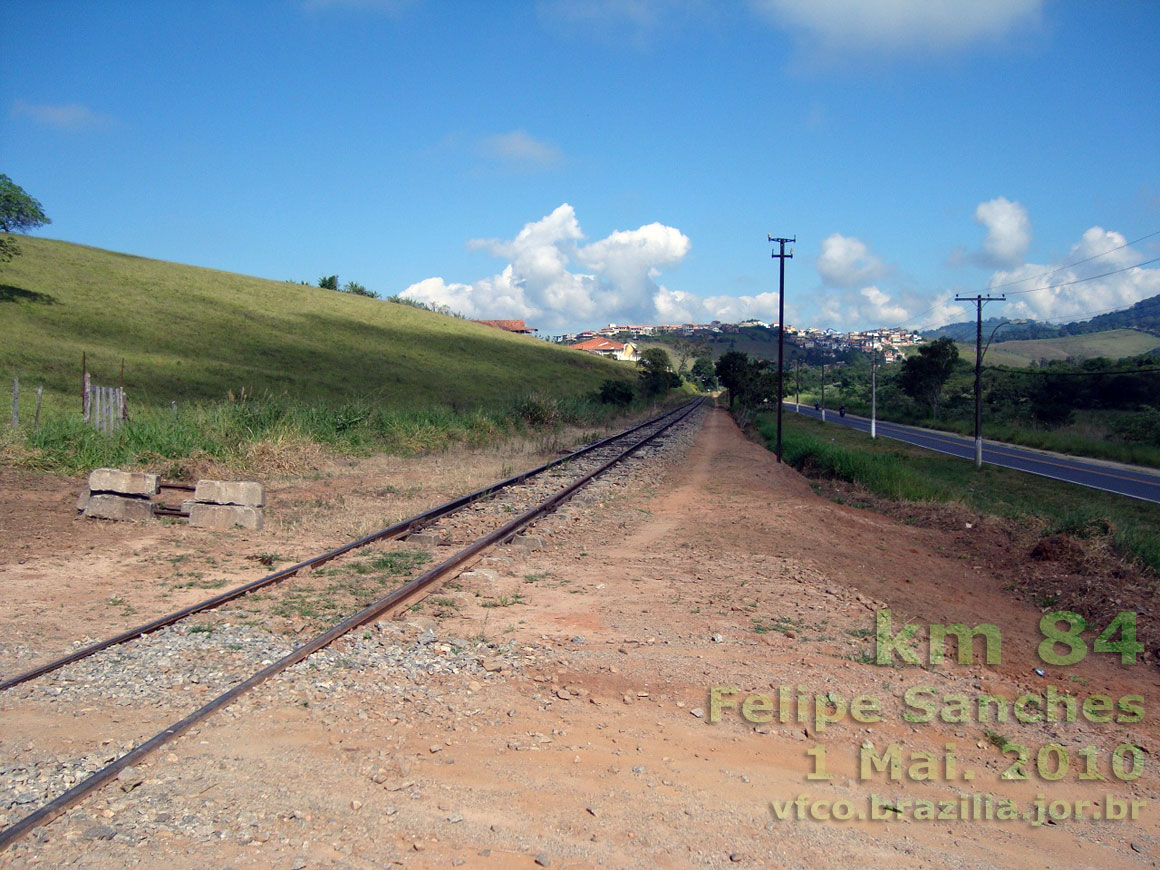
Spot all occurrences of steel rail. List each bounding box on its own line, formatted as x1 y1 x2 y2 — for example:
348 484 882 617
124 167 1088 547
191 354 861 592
0 398 703 851
0 399 697 692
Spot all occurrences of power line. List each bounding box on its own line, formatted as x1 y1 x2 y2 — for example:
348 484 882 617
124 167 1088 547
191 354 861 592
883 240 1160 334
989 365 1160 377
891 256 1160 334
1040 294 1160 323
986 229 1160 292
1002 255 1160 296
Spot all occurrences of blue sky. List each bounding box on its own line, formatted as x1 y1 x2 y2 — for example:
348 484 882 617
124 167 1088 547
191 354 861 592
3 0 1159 334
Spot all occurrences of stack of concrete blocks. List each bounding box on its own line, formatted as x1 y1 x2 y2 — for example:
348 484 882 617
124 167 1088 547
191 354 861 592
80 468 159 522
187 480 265 530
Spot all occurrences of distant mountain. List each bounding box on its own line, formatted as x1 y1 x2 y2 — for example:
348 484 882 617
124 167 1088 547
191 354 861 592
926 292 1160 342
927 318 1060 343
1059 293 1160 336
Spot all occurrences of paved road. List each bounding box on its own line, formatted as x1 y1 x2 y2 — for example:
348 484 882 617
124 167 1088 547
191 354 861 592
785 404 1160 504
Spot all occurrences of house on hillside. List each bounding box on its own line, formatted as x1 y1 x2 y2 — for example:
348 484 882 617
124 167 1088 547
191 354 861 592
571 337 640 362
473 319 536 334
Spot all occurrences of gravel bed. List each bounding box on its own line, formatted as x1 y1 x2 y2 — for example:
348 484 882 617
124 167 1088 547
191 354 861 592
0 619 528 830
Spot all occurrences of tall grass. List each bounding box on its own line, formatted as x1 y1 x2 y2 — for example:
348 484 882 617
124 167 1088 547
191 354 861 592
832 399 1160 469
764 417 956 502
3 392 658 477
760 413 1160 573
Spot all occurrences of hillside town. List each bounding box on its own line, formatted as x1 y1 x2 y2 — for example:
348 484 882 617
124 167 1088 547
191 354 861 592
522 320 919 362
471 317 923 363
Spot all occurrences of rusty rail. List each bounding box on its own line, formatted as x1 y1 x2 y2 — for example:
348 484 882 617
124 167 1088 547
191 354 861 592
0 398 697 693
0 398 703 850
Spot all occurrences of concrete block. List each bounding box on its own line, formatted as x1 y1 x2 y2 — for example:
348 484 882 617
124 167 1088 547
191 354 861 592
194 479 265 507
83 494 156 522
88 468 160 496
189 502 264 531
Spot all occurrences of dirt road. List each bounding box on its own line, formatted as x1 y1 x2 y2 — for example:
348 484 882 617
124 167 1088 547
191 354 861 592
2 407 1157 868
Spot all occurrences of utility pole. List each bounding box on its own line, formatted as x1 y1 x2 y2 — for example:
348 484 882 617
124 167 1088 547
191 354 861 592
954 293 1006 469
769 235 795 463
794 358 801 412
870 348 877 439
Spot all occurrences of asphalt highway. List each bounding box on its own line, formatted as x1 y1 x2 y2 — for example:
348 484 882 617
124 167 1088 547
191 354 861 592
785 404 1160 504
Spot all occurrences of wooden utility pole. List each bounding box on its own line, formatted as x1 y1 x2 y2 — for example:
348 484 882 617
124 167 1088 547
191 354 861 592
768 235 795 462
955 293 1005 468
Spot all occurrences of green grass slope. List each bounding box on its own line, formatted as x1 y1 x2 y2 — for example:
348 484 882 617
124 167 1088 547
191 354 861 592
958 329 1160 368
0 237 632 412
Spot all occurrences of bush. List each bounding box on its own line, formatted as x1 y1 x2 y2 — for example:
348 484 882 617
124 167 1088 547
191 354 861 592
598 379 634 406
1112 406 1160 444
513 394 562 427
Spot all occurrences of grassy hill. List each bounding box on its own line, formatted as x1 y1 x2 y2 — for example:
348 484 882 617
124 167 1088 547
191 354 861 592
0 237 632 413
959 329 1160 368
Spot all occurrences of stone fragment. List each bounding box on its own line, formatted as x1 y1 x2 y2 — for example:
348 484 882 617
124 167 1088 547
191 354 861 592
84 494 156 523
194 479 264 507
188 503 264 531
510 534 546 551
76 486 91 512
89 468 160 496
117 766 144 792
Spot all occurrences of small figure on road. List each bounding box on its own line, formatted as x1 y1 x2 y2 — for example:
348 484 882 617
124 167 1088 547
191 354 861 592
839 405 846 417
814 401 820 411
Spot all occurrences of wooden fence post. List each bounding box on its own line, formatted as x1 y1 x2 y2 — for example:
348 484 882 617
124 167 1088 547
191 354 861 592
34 386 43 433
83 371 92 423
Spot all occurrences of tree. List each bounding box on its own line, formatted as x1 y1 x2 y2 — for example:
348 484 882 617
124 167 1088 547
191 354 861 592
637 347 680 397
670 336 710 373
318 275 338 290
342 280 378 298
0 174 51 263
690 357 718 391
899 337 959 420
715 351 750 408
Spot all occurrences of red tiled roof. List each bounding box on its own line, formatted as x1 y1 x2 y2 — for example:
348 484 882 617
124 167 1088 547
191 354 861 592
572 337 624 352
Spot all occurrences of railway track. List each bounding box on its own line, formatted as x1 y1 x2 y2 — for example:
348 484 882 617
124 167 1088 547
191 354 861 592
0 397 704 850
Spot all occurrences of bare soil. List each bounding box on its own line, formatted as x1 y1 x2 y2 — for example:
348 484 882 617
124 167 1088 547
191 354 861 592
2 408 1159 869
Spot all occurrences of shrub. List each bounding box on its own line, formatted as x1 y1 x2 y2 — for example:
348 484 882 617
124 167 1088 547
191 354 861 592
598 379 634 406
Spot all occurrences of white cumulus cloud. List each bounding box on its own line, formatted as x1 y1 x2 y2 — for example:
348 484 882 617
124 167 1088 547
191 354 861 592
816 233 886 288
401 204 796 330
750 0 1042 55
975 196 1031 267
402 204 704 330
818 284 915 329
991 227 1160 323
